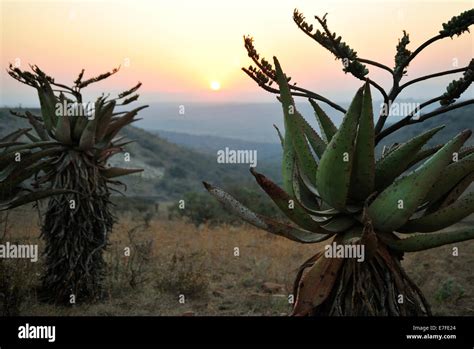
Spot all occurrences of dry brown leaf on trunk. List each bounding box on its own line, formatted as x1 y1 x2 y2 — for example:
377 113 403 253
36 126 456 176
292 254 344 316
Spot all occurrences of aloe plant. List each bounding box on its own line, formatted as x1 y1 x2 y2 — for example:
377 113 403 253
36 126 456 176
3 65 147 304
204 9 474 315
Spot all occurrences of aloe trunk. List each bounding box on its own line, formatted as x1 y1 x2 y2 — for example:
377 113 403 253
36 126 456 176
40 154 114 303
294 239 430 316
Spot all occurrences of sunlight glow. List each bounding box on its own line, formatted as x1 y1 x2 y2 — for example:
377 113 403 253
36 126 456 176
210 81 221 91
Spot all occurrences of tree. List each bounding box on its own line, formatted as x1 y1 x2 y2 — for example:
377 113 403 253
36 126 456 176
204 9 474 315
2 65 147 304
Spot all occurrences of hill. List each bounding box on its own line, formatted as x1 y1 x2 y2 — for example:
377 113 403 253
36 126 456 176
0 108 253 200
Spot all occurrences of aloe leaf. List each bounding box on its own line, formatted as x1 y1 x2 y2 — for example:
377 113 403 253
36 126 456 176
399 192 474 233
369 130 471 232
349 81 375 201
250 168 330 232
316 87 363 210
381 227 474 252
203 181 332 243
309 98 337 143
273 57 318 187
101 167 143 178
375 126 444 190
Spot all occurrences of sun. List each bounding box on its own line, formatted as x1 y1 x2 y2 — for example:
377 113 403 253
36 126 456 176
210 81 221 91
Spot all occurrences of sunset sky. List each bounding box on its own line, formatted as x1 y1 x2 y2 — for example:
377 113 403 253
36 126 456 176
0 0 472 106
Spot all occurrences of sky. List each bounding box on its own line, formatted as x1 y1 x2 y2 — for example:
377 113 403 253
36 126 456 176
0 0 473 106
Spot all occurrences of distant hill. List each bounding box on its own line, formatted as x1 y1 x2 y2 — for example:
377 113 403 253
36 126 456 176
0 108 256 200
378 104 474 151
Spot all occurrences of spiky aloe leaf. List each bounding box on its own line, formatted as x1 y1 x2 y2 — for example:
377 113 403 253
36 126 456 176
0 128 31 142
349 81 375 201
0 143 59 170
273 124 284 146
399 192 474 233
375 126 444 190
0 141 59 157
24 131 40 143
78 118 98 150
203 181 332 243
301 117 326 158
424 152 474 204
102 106 148 144
71 116 87 142
250 168 330 233
53 93 72 144
95 100 116 142
309 98 337 143
381 227 474 252
405 145 443 170
316 87 363 210
460 146 474 159
292 163 320 211
368 130 471 232
0 189 75 211
321 214 356 232
36 82 58 133
54 115 72 145
0 160 51 198
78 97 105 149
0 147 62 181
273 57 318 187
432 172 474 211
0 142 24 149
100 167 143 178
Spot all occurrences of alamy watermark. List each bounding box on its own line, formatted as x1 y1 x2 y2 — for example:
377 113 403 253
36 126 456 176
380 101 421 119
55 100 95 120
325 242 365 262
217 147 257 167
18 323 55 343
0 242 38 262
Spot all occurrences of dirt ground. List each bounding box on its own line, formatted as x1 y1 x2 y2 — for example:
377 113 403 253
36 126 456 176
2 208 473 316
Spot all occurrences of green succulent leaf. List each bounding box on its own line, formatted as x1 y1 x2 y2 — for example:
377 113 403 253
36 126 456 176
369 130 471 232
424 151 474 205
321 214 357 233
292 163 320 211
250 168 330 233
203 181 332 243
316 86 363 210
400 192 474 233
431 172 474 212
381 227 474 252
349 81 375 201
309 98 337 143
375 126 444 191
273 57 318 188
405 145 443 170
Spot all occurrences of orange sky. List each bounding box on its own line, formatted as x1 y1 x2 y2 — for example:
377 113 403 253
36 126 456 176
0 0 473 105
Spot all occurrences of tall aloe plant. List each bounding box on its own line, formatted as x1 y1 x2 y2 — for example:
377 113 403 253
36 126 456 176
204 9 474 315
3 65 147 304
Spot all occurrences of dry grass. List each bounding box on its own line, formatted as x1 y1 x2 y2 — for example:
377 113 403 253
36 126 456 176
1 208 473 316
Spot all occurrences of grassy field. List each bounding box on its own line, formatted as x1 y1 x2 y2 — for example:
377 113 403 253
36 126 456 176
1 207 473 316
